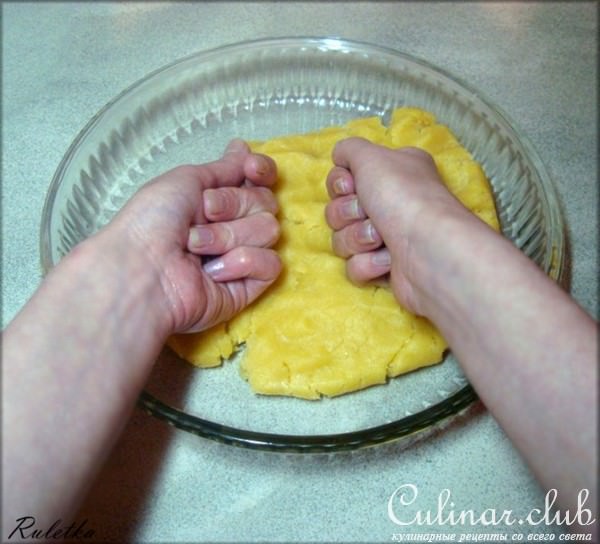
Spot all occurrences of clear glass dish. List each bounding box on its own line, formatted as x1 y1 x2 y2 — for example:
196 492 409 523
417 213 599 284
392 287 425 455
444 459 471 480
40 37 565 453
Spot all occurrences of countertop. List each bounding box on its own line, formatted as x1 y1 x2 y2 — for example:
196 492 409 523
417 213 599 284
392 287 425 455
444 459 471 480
2 2 597 542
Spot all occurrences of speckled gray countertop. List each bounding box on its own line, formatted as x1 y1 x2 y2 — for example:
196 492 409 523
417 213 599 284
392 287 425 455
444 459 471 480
2 2 597 543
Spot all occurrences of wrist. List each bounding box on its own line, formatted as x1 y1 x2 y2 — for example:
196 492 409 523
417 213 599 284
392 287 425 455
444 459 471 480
58 226 174 345
399 202 491 318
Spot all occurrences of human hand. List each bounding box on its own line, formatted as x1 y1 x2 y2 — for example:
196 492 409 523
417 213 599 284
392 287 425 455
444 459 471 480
324 138 468 314
103 139 281 333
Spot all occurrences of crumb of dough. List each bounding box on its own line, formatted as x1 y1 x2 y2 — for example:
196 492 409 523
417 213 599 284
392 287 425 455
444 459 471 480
167 108 500 399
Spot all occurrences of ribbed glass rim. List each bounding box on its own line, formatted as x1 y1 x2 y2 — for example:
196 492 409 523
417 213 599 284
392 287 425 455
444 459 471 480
41 37 565 453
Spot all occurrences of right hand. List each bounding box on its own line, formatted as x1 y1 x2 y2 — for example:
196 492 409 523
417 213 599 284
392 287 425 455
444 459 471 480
324 137 468 314
95 139 281 334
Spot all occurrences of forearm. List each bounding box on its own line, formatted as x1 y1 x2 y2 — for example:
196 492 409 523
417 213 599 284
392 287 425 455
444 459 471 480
2 231 170 535
409 210 598 531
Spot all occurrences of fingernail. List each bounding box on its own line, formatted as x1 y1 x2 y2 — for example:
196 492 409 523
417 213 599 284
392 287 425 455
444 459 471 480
341 198 361 220
203 257 225 278
333 177 349 195
204 190 225 216
189 226 214 248
358 222 377 244
371 249 391 267
254 155 269 176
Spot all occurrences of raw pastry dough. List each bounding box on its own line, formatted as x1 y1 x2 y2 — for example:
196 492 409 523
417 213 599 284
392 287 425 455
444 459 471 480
168 108 500 399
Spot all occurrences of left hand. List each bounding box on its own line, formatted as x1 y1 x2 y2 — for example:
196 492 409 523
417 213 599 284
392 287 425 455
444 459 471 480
102 139 281 333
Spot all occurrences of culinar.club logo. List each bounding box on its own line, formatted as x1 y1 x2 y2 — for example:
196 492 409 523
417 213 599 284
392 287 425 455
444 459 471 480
386 484 596 542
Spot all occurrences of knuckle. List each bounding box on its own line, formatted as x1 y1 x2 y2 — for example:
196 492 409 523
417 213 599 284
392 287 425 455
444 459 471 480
263 214 281 244
220 223 235 250
252 187 278 214
266 252 282 280
221 188 241 216
346 261 365 284
346 259 364 284
398 145 430 158
351 255 373 283
261 249 282 279
325 198 355 230
324 202 337 228
331 231 349 258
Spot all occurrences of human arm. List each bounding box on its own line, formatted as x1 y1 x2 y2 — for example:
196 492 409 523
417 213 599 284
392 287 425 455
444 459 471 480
2 140 281 537
325 139 598 535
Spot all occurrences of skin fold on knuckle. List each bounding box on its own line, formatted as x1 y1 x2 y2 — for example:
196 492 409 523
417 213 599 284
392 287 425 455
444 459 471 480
249 186 279 215
219 222 236 252
261 187 279 215
237 213 278 248
204 188 239 220
221 188 242 218
225 280 248 318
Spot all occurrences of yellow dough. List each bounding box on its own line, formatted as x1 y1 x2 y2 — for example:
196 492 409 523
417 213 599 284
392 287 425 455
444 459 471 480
168 108 500 399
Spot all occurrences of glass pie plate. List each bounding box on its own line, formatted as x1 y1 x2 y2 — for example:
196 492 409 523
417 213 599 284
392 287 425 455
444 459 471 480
40 37 565 453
